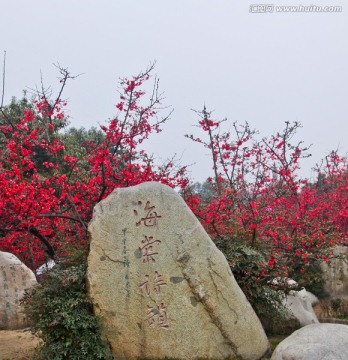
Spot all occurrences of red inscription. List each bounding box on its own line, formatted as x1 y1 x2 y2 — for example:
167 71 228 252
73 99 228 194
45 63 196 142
134 201 162 227
139 274 150 296
153 271 167 294
145 303 169 329
139 236 161 264
139 271 167 296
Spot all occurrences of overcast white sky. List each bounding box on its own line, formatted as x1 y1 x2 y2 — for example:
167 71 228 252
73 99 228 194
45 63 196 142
1 1 347 182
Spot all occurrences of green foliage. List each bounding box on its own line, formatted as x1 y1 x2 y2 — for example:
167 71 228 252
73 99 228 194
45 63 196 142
58 126 105 180
331 298 342 312
290 261 328 299
215 239 293 335
22 252 113 360
184 180 215 202
0 94 69 176
268 336 287 352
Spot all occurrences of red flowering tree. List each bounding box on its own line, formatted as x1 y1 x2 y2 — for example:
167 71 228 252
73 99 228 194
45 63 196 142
184 106 347 288
0 64 188 269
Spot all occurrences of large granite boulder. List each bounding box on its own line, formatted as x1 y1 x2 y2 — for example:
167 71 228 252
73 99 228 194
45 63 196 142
0 251 37 329
87 182 270 360
271 323 348 360
321 246 348 299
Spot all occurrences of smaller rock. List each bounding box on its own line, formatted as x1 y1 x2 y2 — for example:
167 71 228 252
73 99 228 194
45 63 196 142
36 259 56 275
271 277 299 289
271 323 348 360
283 288 319 327
0 252 37 330
321 246 348 299
306 291 319 307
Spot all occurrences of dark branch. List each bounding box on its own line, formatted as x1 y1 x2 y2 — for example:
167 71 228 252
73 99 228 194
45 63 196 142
29 226 56 260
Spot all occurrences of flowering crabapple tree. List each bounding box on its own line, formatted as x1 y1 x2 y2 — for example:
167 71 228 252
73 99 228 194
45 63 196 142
0 63 188 269
184 106 347 288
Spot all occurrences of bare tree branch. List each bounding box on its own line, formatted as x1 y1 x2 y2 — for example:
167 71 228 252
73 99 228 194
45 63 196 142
1 50 5 109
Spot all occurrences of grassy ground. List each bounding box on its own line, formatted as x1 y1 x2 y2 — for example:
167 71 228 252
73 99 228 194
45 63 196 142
0 330 286 360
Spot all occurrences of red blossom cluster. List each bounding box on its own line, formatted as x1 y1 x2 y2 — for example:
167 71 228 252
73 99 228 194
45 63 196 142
0 67 346 285
0 65 188 269
184 107 347 281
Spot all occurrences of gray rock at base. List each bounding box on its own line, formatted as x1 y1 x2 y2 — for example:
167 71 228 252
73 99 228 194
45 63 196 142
321 246 348 299
87 182 270 360
306 291 319 307
271 323 348 360
36 259 56 276
283 289 319 327
0 251 37 329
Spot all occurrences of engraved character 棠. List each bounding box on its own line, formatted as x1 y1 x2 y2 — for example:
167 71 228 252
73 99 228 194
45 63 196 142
133 201 162 227
139 236 161 264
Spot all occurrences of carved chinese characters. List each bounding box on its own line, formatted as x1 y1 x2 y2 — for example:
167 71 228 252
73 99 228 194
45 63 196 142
139 271 167 296
134 201 169 329
87 182 270 360
146 303 169 330
0 251 37 329
139 235 161 264
134 200 162 227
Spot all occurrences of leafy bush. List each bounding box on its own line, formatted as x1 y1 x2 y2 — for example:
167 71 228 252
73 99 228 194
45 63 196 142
22 252 113 360
289 261 328 299
216 239 294 335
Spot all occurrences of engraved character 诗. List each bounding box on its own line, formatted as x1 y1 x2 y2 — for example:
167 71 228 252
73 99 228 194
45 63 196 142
139 272 167 296
153 271 167 295
139 274 150 296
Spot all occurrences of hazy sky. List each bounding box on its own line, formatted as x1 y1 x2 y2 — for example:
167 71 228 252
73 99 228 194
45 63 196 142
1 1 347 182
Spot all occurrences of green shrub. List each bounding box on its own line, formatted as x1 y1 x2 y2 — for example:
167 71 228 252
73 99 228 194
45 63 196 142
22 252 113 360
289 261 328 299
331 298 342 313
216 239 293 335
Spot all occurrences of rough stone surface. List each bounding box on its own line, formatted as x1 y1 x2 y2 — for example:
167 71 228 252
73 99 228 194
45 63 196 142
306 291 319 307
87 182 270 360
283 289 319 327
0 252 37 330
321 246 348 299
271 323 348 360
